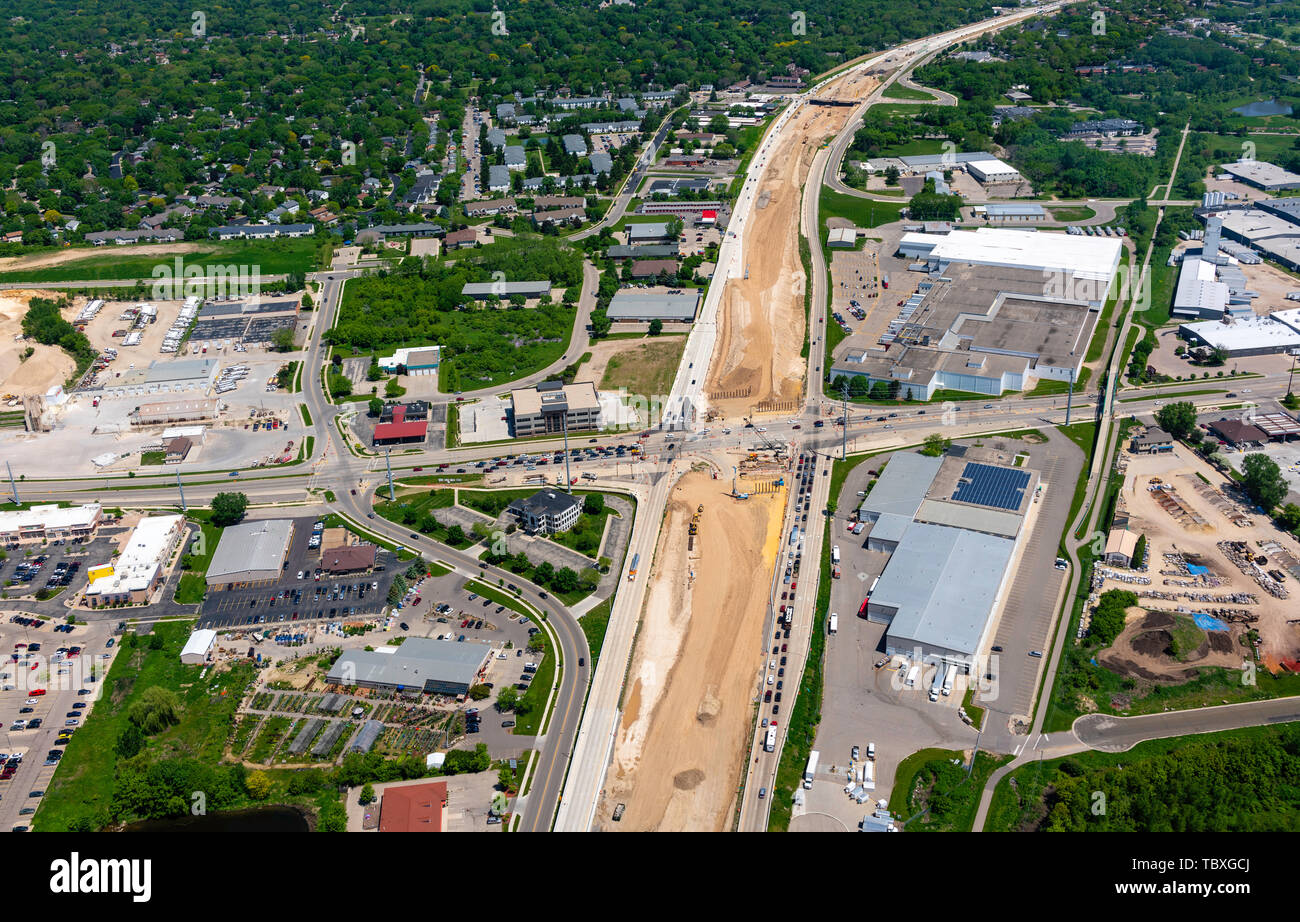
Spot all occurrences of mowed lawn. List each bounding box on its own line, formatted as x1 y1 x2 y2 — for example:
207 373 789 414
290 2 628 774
0 238 319 282
599 336 688 398
35 622 254 831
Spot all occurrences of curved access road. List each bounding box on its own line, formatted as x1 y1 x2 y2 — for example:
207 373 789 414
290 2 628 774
1074 697 1300 753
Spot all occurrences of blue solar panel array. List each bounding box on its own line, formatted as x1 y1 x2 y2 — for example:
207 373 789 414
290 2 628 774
952 462 1031 511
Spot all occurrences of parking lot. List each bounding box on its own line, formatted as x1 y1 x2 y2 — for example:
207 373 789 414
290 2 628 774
0 534 117 599
0 617 118 831
197 517 403 630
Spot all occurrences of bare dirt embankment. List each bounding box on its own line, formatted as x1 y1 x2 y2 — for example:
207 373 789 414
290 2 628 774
0 242 208 273
705 70 878 419
599 469 786 830
0 289 76 395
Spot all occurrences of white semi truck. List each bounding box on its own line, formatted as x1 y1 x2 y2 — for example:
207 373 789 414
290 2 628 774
942 664 957 696
803 750 819 789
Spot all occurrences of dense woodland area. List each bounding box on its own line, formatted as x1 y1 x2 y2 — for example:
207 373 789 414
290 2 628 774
0 0 998 244
997 724 1300 832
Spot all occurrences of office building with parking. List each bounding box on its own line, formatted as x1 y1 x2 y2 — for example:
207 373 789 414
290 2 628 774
510 380 601 437
0 503 102 546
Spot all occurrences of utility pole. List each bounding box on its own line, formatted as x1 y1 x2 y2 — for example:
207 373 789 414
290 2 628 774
176 470 187 513
5 462 17 505
1064 366 1075 427
384 448 395 502
840 382 849 460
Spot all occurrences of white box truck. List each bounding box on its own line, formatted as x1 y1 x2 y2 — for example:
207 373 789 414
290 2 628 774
929 663 944 701
829 613 838 634
803 750 819 789
831 545 841 565
942 664 957 696
905 665 919 688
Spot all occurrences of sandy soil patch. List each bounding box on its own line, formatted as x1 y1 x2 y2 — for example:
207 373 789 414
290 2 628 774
0 289 76 395
599 469 786 830
0 242 208 273
705 70 878 419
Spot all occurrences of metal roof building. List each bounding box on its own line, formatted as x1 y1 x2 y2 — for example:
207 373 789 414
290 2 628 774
868 523 1016 664
179 628 217 665
607 289 700 322
462 280 551 300
206 519 295 586
858 453 944 523
327 637 492 696
1178 315 1300 357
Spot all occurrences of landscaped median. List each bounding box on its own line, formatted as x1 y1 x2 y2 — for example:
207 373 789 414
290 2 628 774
888 747 1010 832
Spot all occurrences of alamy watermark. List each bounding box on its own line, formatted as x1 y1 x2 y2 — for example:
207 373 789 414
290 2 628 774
151 257 262 301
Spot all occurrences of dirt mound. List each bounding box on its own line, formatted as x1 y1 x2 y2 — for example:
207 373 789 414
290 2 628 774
1132 630 1172 657
696 686 721 726
1208 632 1236 654
673 769 706 791
1138 610 1175 631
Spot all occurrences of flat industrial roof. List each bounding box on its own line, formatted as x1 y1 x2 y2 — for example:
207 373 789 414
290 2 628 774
1174 256 1229 316
874 522 1015 656
0 503 100 532
1222 159 1300 187
207 519 294 581
859 452 944 521
901 227 1122 281
914 499 1023 538
1178 316 1300 352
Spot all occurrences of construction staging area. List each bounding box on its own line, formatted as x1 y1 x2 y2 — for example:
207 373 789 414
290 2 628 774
1091 442 1300 678
598 468 786 830
704 69 879 419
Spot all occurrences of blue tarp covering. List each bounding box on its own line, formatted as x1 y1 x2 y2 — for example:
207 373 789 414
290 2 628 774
1193 613 1230 632
1186 564 1209 576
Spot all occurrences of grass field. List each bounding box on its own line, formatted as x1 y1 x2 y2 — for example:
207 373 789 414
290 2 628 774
600 337 688 399
820 187 907 229
1048 206 1097 222
0 238 320 283
512 632 556 736
174 520 221 605
34 623 255 831
881 83 936 101
578 597 612 669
